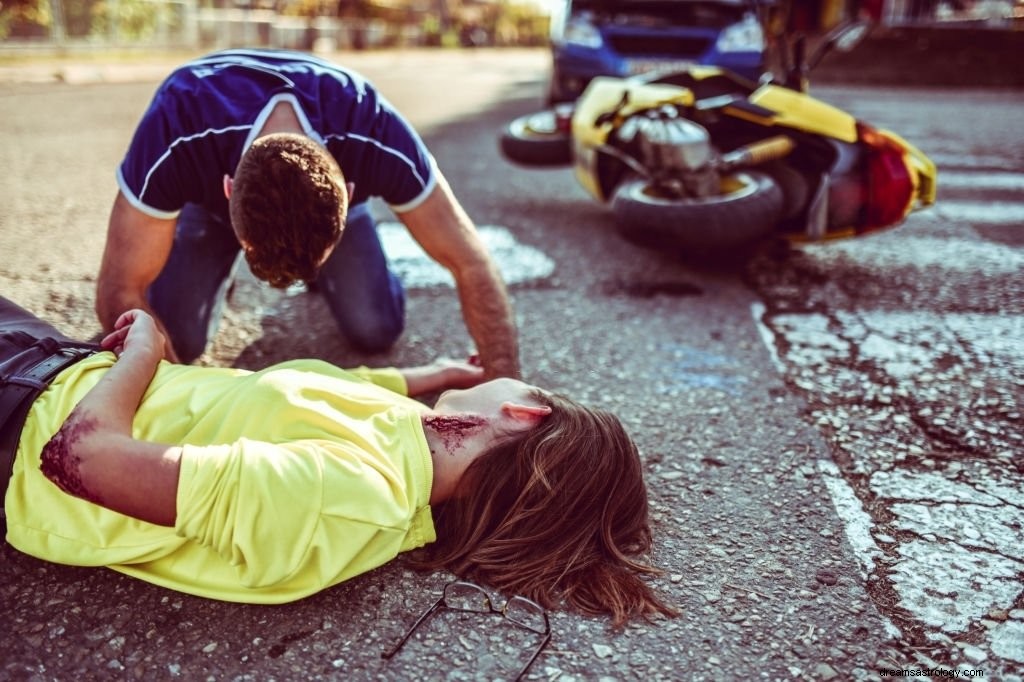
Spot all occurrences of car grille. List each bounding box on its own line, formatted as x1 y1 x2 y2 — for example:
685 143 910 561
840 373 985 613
607 35 712 57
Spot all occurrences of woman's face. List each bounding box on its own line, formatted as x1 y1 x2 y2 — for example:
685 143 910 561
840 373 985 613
433 378 546 417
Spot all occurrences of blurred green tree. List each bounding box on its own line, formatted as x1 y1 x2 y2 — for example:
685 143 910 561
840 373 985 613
1 0 53 38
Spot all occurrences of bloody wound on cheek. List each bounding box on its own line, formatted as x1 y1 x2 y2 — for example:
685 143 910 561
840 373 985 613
39 411 104 505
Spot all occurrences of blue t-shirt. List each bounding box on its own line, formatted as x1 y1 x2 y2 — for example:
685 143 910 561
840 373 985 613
117 49 436 222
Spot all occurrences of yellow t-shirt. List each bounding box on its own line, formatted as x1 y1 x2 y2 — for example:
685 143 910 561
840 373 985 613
4 354 436 603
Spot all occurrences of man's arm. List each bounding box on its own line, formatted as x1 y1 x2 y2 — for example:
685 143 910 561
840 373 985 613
398 173 521 380
96 191 181 362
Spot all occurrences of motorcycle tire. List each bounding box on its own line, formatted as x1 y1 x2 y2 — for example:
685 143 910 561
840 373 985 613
763 162 810 222
499 111 572 167
611 171 785 252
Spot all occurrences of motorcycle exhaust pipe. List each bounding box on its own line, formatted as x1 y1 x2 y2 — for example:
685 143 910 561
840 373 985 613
720 136 795 171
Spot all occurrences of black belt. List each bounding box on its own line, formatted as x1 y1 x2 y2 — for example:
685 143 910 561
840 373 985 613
0 338 99 522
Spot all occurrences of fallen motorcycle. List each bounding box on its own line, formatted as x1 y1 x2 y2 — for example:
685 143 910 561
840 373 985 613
499 21 936 253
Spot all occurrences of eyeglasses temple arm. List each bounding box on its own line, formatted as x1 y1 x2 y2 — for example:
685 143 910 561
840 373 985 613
380 598 444 659
513 629 552 682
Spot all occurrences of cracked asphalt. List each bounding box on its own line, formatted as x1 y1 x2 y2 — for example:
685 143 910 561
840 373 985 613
746 84 1024 674
1 49 1022 680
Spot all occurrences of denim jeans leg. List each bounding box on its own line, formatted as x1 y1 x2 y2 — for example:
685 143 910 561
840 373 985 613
317 203 406 352
0 297 75 346
147 204 243 363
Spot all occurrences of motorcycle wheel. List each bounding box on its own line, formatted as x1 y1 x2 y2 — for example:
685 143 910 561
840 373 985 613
499 111 572 167
611 171 785 252
763 162 811 222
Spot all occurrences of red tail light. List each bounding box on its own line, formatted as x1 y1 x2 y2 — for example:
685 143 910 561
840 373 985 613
857 122 914 232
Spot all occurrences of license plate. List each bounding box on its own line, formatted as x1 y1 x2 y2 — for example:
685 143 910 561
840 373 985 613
625 59 695 76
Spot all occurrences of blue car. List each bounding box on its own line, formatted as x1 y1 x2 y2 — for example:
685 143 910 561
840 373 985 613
547 0 770 104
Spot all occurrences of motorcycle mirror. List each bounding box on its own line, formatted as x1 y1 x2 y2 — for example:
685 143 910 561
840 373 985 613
808 20 871 71
833 23 870 52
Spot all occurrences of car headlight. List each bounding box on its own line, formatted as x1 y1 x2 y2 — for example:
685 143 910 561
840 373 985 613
563 19 603 49
716 14 765 52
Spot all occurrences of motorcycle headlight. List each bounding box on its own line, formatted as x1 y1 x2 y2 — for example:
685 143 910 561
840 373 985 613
563 19 603 49
716 13 764 53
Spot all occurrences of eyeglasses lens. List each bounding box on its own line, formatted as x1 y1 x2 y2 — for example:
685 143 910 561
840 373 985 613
504 596 549 634
443 582 493 613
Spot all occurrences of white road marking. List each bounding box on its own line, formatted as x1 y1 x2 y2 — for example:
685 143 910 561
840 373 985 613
938 170 1024 191
817 459 883 578
933 200 1024 224
928 153 1022 171
749 302 785 373
888 539 1023 634
378 222 555 289
802 233 1024 272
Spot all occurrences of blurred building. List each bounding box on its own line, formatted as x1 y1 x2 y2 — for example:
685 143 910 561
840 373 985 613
1 0 1019 50
0 0 550 48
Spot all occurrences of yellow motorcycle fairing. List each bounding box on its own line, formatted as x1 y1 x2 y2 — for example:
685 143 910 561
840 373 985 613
571 77 696 201
741 85 859 143
876 127 938 207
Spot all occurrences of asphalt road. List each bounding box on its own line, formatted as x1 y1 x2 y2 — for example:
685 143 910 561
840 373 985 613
1 49 1022 680
745 83 1024 678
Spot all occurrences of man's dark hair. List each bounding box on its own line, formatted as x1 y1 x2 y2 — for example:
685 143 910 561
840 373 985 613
229 133 347 288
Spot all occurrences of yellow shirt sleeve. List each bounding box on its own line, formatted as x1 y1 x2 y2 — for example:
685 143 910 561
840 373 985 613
345 366 408 396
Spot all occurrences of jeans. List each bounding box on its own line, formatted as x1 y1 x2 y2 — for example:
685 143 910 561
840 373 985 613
0 298 99 527
0 297 75 353
147 202 406 363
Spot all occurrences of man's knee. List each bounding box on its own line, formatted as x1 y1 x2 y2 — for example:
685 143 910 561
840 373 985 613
155 313 209 363
169 332 208 365
146 292 211 364
341 312 405 353
319 262 406 353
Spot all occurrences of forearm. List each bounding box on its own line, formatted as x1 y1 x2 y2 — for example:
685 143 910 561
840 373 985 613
79 349 161 431
40 316 180 526
96 282 148 332
97 193 180 361
399 367 439 396
398 175 521 379
455 262 521 379
96 286 179 362
41 420 181 526
388 358 483 397
400 365 463 396
40 361 182 526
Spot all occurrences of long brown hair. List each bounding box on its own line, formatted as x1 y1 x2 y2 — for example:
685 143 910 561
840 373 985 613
414 391 677 626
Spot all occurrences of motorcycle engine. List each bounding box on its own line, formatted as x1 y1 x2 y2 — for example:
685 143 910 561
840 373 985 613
619 107 719 198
